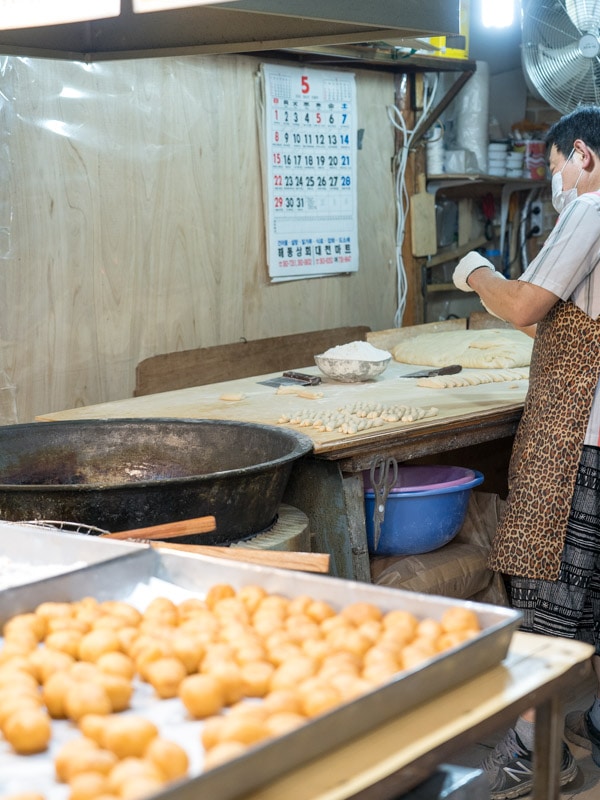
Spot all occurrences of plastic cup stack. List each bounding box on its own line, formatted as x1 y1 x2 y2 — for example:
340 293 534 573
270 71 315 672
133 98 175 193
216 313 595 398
426 135 445 176
505 150 525 178
487 141 508 176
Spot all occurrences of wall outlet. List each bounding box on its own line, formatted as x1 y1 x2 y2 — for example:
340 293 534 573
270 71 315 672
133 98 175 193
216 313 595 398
530 202 543 237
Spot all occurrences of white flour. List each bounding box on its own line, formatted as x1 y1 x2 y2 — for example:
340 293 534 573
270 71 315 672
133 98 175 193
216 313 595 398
321 341 390 361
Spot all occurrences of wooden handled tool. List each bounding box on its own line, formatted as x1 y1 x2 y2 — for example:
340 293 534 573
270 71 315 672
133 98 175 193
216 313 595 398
149 541 330 573
102 515 217 541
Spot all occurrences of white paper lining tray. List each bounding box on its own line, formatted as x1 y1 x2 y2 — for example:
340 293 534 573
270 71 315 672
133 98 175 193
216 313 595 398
0 520 148 592
0 544 522 800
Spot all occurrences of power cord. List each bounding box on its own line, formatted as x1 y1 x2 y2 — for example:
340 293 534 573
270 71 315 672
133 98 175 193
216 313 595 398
387 73 439 327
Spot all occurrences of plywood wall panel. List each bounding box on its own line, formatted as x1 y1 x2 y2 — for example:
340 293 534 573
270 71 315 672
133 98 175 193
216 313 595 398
0 54 397 422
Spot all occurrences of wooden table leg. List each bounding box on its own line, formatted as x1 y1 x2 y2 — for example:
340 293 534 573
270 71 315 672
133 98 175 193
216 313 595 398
533 694 564 800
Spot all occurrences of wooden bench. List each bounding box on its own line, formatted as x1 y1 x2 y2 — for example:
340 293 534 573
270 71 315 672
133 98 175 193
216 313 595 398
134 325 371 396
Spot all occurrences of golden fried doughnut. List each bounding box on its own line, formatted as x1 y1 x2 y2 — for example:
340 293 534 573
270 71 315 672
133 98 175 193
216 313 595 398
44 629 83 659
106 757 165 793
64 680 112 722
179 673 225 718
102 715 159 759
67 770 110 800
78 629 122 663
54 737 100 782
96 651 136 681
3 707 52 754
144 737 190 781
144 657 187 699
42 670 75 718
202 741 248 770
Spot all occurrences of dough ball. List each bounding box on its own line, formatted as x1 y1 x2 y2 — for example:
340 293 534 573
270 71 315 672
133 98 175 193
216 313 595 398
95 671 133 712
35 601 74 623
107 757 166 794
240 661 275 698
29 647 75 683
202 741 248 771
262 689 304 716
217 713 269 747
67 770 110 800
144 656 187 699
440 606 480 634
171 630 206 674
205 584 236 609
144 737 190 781
4 612 47 642
78 713 110 745
200 715 227 750
119 775 166 799
62 747 119 781
98 601 142 628
44 629 83 659
340 602 383 626
204 661 245 705
54 737 100 782
3 707 52 754
78 629 122 663
264 711 306 737
96 651 136 681
142 597 178 626
179 673 225 718
42 669 75 718
64 680 112 722
102 715 159 759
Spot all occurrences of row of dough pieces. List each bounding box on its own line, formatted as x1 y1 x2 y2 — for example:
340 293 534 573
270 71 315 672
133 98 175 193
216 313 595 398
278 402 439 435
416 367 530 389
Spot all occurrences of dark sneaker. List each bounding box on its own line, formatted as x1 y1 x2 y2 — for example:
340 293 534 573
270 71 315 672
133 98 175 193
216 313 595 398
480 727 577 800
564 709 592 751
585 710 600 768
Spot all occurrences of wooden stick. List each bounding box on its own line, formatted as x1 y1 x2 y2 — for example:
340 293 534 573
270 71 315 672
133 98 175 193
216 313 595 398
103 515 216 541
149 541 330 573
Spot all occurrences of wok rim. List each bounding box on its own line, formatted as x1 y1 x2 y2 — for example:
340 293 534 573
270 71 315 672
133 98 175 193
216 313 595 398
0 417 314 491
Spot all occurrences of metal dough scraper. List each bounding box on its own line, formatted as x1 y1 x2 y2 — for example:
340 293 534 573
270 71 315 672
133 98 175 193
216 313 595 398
258 371 322 387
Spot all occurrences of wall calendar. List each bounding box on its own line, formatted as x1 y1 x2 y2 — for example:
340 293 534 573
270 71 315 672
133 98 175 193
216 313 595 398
258 63 358 282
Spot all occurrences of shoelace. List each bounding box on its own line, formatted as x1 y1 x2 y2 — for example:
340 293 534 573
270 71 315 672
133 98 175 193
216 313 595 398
481 729 528 770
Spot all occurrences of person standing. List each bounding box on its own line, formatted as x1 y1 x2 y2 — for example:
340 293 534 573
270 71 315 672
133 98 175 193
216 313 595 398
452 104 600 799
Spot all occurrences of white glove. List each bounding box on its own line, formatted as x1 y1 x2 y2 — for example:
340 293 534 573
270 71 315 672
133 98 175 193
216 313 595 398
452 251 496 292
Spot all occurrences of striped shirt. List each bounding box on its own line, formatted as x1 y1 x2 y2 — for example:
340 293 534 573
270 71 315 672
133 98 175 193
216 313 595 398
519 191 600 445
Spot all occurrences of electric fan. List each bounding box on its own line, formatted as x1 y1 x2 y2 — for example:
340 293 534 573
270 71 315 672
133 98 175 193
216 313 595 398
521 0 600 113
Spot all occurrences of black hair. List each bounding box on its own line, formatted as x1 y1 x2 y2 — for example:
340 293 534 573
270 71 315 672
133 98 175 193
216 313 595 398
545 105 600 156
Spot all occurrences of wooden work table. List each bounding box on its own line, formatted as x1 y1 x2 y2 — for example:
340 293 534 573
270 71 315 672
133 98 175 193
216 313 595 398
38 358 527 581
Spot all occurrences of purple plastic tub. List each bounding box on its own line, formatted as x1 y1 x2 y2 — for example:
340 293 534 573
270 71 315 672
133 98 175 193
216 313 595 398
364 466 484 556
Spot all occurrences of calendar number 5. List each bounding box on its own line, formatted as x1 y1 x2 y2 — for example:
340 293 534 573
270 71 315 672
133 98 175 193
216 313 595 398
301 75 310 94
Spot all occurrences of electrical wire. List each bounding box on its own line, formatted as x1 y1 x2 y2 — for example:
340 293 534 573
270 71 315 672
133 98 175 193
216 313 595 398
387 73 439 327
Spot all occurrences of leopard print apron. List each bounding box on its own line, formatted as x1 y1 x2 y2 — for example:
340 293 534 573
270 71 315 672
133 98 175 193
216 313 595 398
488 300 600 581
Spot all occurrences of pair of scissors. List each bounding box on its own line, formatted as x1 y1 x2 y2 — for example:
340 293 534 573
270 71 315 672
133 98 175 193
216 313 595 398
369 455 398 551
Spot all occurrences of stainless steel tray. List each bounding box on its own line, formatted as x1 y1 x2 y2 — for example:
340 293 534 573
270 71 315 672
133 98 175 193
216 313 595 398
0 539 521 800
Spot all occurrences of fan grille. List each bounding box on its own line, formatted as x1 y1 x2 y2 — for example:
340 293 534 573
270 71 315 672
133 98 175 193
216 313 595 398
522 0 600 113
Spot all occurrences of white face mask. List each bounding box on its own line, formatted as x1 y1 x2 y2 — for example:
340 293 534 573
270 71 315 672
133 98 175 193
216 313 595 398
552 148 584 213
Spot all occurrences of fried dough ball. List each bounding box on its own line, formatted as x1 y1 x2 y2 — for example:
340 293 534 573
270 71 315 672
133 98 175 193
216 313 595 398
204 661 245 705
144 737 190 781
102 715 159 759
4 612 47 641
236 584 268 614
42 670 75 718
29 647 75 683
179 673 225 718
55 737 101 782
142 597 178 626
95 671 133 712
240 661 275 698
262 689 304 716
382 609 419 638
144 657 187 699
269 656 317 692
78 713 109 746
440 606 480 634
341 602 383 626
98 601 142 628
298 681 342 718
205 584 236 609
35 601 74 622
133 641 175 681
265 711 307 737
78 629 122 663
0 666 40 693
1 794 45 800
171 630 206 674
217 713 269 747
202 741 248 770
44 629 83 659
3 707 52 754
200 714 227 750
305 599 336 624
96 651 136 681
119 775 166 799
106 757 165 794
67 770 110 800
61 747 119 781
0 693 44 729
176 597 209 621
64 681 112 721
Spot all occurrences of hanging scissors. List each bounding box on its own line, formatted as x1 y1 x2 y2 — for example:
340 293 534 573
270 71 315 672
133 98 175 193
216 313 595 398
369 455 398 552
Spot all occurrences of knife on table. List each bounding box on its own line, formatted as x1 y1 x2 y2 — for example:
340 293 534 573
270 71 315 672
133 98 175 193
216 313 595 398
400 364 463 379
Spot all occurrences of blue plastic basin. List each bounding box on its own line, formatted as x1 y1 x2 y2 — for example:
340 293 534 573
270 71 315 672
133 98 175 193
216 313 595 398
365 469 484 556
